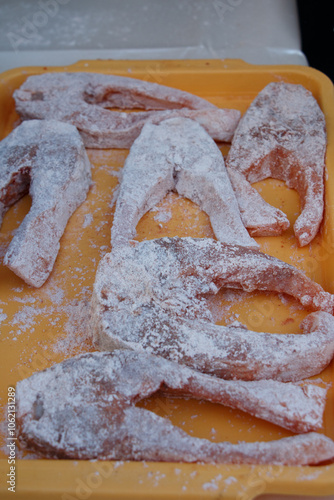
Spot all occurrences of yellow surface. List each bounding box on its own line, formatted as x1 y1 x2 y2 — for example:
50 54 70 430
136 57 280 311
0 59 334 499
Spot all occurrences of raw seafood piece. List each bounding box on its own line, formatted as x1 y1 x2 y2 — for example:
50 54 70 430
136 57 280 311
0 120 92 287
226 82 327 246
91 237 334 381
16 350 334 464
111 117 256 249
226 167 290 236
14 72 241 148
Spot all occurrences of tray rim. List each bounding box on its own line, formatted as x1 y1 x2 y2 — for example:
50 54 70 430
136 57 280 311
0 58 334 500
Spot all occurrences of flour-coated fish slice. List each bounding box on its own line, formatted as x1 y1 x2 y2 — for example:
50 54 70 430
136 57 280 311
0 120 92 287
16 350 334 464
226 82 327 246
14 72 241 148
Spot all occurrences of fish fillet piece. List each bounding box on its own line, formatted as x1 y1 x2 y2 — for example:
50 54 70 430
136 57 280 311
111 117 256 249
226 167 290 236
0 120 92 287
91 237 334 381
16 350 333 464
14 72 241 148
226 82 327 245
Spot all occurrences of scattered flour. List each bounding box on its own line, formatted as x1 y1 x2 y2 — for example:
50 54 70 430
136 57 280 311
44 284 65 306
154 210 172 223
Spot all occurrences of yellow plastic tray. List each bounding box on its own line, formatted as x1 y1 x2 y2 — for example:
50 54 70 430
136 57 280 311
0 59 334 499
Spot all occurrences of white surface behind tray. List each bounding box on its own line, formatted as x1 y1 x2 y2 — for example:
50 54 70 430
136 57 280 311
0 0 307 72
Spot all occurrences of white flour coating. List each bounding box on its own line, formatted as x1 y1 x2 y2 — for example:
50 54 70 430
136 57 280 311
227 82 327 246
14 72 241 148
2 79 332 468
111 118 256 249
0 309 7 326
296 468 327 481
52 299 92 355
202 480 219 491
44 285 65 306
153 208 172 224
0 120 92 287
148 191 215 237
226 167 290 236
206 289 247 323
224 476 237 485
91 237 334 382
82 213 94 228
108 184 120 210
16 350 334 464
